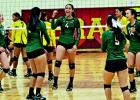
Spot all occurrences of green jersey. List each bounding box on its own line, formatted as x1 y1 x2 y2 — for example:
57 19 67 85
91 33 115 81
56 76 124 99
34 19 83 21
101 30 126 60
0 24 6 48
126 20 140 53
26 20 50 53
51 16 81 45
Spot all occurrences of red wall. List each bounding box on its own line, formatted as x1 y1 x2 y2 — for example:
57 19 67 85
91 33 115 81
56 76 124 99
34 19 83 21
22 7 129 49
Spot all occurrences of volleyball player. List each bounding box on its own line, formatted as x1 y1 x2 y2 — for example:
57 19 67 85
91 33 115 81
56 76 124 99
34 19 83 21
125 9 140 93
51 4 81 91
102 15 130 100
41 13 56 82
0 14 10 92
26 7 50 100
8 12 32 77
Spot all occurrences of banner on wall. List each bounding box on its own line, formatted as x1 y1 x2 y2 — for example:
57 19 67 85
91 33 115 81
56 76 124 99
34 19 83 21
22 7 130 49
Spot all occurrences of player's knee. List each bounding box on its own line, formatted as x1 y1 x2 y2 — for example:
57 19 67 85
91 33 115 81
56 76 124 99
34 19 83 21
55 60 62 68
13 56 18 61
47 60 52 64
32 73 37 78
128 68 134 74
23 57 28 62
69 63 75 69
121 86 128 92
37 73 45 78
2 68 10 73
104 84 111 89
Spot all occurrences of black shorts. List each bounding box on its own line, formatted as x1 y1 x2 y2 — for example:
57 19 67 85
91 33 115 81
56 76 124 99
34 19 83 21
57 41 74 50
27 49 45 59
44 46 54 53
14 43 26 48
105 59 127 73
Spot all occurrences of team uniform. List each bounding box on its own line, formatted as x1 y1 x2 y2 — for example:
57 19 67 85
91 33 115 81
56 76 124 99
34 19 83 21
26 20 50 59
43 21 56 52
51 16 81 48
51 16 81 91
11 20 27 47
126 21 140 54
102 30 127 73
0 24 6 50
0 24 5 92
117 16 128 26
0 24 10 92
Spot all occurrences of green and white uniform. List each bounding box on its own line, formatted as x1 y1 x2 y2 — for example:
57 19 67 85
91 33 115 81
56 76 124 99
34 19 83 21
51 16 81 46
126 21 140 53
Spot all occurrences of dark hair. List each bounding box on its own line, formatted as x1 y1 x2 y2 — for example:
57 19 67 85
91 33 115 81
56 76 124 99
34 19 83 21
40 12 47 21
13 12 21 20
28 7 41 32
129 9 137 19
107 15 125 42
65 4 75 17
116 7 126 16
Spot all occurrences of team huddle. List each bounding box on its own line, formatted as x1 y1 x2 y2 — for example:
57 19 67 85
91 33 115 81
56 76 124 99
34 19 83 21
0 3 140 100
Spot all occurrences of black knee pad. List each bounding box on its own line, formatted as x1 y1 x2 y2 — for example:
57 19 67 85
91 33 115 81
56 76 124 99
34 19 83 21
69 63 75 69
23 57 28 62
10 57 14 62
55 60 62 68
128 68 134 74
121 86 128 92
32 73 37 78
37 73 45 78
2 68 10 73
13 56 18 61
47 60 52 64
104 84 111 89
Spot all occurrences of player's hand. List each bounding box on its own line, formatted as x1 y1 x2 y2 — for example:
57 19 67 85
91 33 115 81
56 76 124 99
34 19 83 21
52 10 58 18
130 27 136 33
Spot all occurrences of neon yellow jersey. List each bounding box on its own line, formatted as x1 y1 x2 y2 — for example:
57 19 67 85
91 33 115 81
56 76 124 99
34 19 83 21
117 16 128 25
42 21 56 47
117 16 129 44
11 20 27 45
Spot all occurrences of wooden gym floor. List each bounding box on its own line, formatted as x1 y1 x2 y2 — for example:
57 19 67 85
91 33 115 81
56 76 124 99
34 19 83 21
0 52 140 100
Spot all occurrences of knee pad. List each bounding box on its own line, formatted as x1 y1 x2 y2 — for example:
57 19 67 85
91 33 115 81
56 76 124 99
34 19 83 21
13 56 18 61
104 84 111 89
32 73 37 78
37 73 45 78
23 57 28 62
47 60 52 64
55 60 62 68
10 57 14 62
128 68 134 74
69 63 75 69
2 68 10 73
121 86 128 92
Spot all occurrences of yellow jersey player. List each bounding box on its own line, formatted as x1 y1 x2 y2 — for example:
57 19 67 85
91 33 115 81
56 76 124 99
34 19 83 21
43 20 56 82
9 12 31 77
